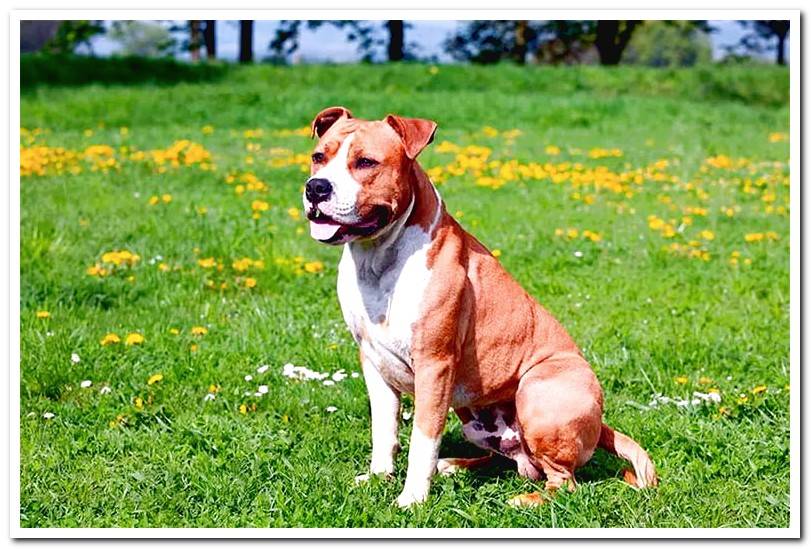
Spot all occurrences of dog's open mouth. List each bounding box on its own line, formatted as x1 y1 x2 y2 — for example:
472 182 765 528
307 207 389 244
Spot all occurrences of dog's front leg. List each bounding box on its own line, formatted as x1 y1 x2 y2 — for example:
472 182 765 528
356 356 401 483
396 362 454 508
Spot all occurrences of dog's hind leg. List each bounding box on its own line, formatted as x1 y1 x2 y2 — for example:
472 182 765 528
506 355 604 507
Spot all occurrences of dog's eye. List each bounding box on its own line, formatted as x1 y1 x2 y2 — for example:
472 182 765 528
311 152 326 164
355 157 379 169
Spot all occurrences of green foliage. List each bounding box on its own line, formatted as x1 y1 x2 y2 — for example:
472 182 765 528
43 21 104 54
19 63 790 528
20 53 228 90
107 21 176 57
624 22 712 67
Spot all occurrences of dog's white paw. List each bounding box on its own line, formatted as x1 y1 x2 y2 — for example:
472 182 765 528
436 458 460 477
395 488 428 508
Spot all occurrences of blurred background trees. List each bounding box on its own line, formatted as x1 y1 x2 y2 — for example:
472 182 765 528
20 19 790 67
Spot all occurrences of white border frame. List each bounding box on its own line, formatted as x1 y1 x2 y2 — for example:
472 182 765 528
8 8 801 539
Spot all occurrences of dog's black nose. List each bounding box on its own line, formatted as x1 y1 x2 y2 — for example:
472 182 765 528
305 178 333 204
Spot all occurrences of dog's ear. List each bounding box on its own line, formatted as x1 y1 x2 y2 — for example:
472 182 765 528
385 115 438 160
311 106 353 138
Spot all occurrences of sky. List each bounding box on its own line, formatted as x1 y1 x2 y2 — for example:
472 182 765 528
88 20 776 63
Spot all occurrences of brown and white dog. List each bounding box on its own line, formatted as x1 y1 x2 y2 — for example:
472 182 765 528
302 106 658 508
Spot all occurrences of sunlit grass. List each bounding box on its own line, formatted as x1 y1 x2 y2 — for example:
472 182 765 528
20 63 789 528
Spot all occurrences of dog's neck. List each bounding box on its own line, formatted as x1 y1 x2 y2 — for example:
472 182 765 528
347 163 442 279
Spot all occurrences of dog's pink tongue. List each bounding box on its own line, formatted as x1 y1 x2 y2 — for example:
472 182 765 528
310 221 342 241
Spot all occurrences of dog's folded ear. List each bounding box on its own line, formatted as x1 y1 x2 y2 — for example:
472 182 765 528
385 115 438 160
311 106 353 138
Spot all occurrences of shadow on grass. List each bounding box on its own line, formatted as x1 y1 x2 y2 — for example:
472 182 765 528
21 53 229 91
440 429 631 487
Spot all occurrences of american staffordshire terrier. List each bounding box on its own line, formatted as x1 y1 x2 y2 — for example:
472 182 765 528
302 106 658 508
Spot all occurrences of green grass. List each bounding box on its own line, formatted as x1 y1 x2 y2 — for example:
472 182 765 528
20 61 790 528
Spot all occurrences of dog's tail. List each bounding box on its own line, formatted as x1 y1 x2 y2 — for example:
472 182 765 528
598 423 658 489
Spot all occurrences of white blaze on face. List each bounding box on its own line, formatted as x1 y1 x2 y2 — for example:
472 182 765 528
306 133 362 241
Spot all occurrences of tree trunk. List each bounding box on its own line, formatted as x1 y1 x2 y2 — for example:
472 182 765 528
513 20 528 65
387 20 404 61
239 20 253 63
204 20 216 59
776 31 787 65
189 20 201 62
595 20 639 65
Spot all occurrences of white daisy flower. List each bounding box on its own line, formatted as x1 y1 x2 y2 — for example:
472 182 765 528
244 375 253 382
257 365 270 374
257 385 269 394
323 379 335 386
325 406 338 413
99 386 111 395
71 353 81 364
80 380 92 388
42 412 55 420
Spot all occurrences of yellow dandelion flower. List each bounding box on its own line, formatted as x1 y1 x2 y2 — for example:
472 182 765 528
191 326 208 336
545 145 561 156
161 194 172 204
244 277 257 288
147 373 164 385
239 404 247 415
36 310 50 319
202 125 215 135
699 376 713 385
169 328 180 335
251 200 270 212
125 333 145 346
197 257 216 269
699 230 715 241
744 233 764 243
287 207 301 220
190 343 199 352
303 261 324 274
491 249 502 258
148 195 159 206
134 397 144 410
100 333 121 346
674 376 689 385
752 385 767 394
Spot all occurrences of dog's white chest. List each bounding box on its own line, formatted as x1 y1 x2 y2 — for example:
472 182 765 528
337 226 433 394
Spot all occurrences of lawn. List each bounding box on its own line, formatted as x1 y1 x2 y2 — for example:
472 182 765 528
19 61 790 528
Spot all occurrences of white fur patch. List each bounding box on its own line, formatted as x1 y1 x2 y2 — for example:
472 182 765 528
303 133 362 223
362 358 401 476
396 426 441 507
337 202 439 395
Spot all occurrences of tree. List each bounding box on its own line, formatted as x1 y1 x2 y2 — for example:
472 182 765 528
43 20 104 54
445 20 541 64
623 21 713 67
203 20 216 59
387 20 404 61
189 20 202 61
269 20 412 63
738 20 790 65
594 20 640 65
534 20 595 65
108 21 175 57
239 20 253 63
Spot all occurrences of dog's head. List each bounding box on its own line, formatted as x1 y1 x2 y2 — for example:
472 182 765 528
303 106 437 245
